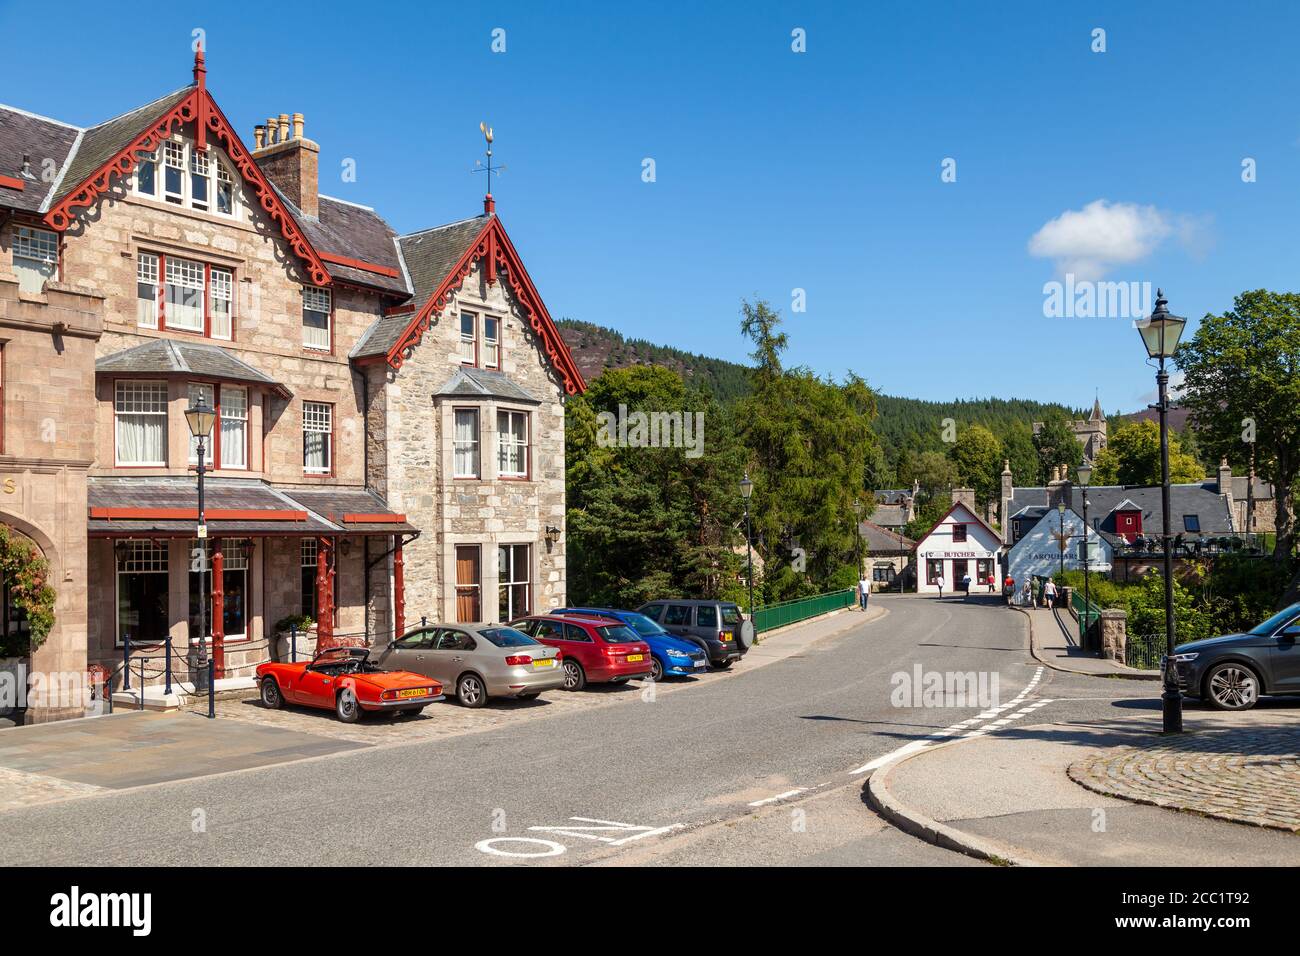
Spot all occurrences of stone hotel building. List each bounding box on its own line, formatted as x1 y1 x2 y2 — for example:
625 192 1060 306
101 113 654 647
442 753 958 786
0 52 584 718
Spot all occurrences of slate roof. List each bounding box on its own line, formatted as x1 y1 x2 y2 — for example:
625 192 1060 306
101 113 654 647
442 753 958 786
433 367 541 404
275 189 411 296
1005 483 1235 536
88 477 411 536
0 105 80 212
858 520 915 554
352 216 490 360
96 340 288 395
52 86 193 206
871 504 909 527
1231 476 1273 501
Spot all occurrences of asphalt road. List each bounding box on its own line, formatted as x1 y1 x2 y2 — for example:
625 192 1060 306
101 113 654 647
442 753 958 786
1 594 1155 866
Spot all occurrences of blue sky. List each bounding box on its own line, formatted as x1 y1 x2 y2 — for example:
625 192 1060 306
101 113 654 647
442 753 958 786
3 0 1297 410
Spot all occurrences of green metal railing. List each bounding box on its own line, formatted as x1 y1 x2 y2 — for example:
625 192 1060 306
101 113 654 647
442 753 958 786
752 588 855 633
1071 589 1101 648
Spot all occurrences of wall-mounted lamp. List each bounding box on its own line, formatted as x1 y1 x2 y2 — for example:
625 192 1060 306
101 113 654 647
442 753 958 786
544 525 561 545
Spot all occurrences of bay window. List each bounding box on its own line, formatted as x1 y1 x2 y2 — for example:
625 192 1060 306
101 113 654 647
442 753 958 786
136 138 238 217
454 408 480 478
136 252 159 328
303 401 332 474
12 226 58 294
497 410 529 478
187 383 215 465
456 545 481 622
303 286 331 351
114 381 168 466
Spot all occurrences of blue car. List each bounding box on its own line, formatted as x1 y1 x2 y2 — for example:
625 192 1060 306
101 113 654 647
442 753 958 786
551 607 710 681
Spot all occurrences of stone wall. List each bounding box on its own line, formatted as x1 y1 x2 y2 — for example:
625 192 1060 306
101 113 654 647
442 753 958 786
380 259 567 623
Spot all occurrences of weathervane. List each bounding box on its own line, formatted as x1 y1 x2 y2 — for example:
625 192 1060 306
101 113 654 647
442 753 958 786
473 122 505 201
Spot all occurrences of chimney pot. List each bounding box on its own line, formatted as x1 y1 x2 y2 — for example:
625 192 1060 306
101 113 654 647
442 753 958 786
277 114 290 144
293 113 304 140
266 118 277 144
254 125 266 150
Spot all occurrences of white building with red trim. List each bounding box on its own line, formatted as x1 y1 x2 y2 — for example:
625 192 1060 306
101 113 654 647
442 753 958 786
913 502 1003 594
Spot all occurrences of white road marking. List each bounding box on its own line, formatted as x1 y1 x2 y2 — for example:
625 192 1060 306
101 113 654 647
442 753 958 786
475 837 567 858
748 788 807 807
849 667 1050 775
527 816 685 846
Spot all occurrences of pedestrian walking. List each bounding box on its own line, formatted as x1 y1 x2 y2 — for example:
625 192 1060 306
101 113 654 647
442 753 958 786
1044 578 1058 608
961 572 972 600
858 574 871 610
936 574 945 599
1021 580 1032 607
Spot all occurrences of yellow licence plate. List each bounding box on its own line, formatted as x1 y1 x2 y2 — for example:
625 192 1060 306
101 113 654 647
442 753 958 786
720 634 732 641
533 659 556 668
397 688 426 699
626 654 644 662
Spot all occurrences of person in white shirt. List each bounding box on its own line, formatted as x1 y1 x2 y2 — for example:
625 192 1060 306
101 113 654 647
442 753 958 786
936 574 946 599
858 576 871 610
1043 579 1058 608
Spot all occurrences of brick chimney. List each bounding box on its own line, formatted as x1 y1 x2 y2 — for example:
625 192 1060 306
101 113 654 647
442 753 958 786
951 487 976 512
1047 466 1073 513
253 111 319 218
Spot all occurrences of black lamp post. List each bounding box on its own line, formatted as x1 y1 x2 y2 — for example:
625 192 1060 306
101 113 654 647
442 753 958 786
740 473 755 622
1078 462 1093 651
185 400 216 690
1137 289 1188 734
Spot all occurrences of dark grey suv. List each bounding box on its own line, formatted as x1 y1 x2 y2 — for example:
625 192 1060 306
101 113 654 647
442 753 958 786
637 600 754 668
1166 602 1300 711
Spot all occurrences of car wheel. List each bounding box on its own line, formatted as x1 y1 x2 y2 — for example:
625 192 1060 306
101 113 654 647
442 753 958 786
649 656 665 682
713 659 734 670
260 677 284 710
335 686 362 723
457 673 488 708
1204 663 1261 711
562 659 587 691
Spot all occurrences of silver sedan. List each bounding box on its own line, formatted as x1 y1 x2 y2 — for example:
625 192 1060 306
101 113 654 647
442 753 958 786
376 623 565 707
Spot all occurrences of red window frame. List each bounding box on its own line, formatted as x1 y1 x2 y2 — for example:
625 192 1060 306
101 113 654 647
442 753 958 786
302 400 335 477
951 523 968 543
143 250 235 341
188 381 251 473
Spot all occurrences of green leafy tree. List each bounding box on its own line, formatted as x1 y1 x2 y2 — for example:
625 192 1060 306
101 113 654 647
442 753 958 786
1176 290 1300 568
736 300 880 601
1090 420 1204 486
949 423 1003 505
1032 416 1084 483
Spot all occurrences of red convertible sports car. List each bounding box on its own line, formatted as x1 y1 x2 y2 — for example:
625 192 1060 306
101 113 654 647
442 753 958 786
256 646 444 723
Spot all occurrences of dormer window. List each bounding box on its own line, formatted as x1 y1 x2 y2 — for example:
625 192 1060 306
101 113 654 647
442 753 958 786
136 138 238 218
951 523 968 543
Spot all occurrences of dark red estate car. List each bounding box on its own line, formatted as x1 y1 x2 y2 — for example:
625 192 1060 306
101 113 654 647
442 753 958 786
509 614 652 690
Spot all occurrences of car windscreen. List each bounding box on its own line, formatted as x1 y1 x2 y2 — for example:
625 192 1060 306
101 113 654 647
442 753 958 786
721 606 743 625
597 624 641 644
479 627 540 648
619 612 668 636
1249 605 1300 636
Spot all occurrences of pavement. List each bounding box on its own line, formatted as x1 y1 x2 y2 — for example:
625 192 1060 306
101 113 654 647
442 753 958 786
1021 605 1159 679
869 706 1300 865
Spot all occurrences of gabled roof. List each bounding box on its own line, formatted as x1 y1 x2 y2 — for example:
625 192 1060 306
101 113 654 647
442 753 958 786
434 367 541 404
354 212 586 394
96 339 289 397
31 52 331 288
0 104 80 213
277 190 410 296
1006 484 1234 536
913 501 1002 548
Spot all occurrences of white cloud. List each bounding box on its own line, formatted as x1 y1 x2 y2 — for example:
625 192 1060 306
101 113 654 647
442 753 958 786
1028 200 1209 280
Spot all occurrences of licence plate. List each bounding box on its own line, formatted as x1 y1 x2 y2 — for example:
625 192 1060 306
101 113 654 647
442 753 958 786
626 654 644 662
397 688 426 699
533 658 556 669
720 634 732 641
694 659 707 668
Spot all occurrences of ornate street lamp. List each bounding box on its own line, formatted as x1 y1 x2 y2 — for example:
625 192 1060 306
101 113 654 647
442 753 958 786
740 474 755 624
185 400 216 690
1078 462 1093 651
1136 289 1187 734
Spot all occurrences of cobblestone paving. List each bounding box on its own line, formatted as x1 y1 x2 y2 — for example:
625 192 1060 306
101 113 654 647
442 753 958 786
0 766 102 811
1068 723 1300 833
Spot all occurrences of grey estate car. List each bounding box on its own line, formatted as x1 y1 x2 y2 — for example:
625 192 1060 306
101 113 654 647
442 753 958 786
377 623 565 707
637 599 754 668
1165 602 1300 711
